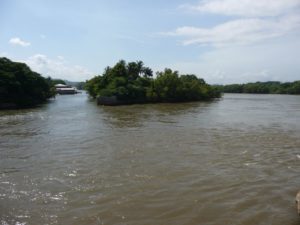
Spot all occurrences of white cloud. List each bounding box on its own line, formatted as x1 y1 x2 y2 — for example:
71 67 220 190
163 1 300 83
21 54 93 81
181 0 300 17
57 55 64 60
9 37 31 47
164 14 300 46
40 34 46 39
162 37 300 84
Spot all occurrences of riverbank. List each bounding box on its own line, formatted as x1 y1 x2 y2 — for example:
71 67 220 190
214 81 300 95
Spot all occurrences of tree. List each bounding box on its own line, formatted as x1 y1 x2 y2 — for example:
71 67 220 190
215 81 300 95
0 57 54 108
153 69 182 101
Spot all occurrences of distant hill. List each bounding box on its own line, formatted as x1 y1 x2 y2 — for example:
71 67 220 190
65 81 86 90
47 79 86 90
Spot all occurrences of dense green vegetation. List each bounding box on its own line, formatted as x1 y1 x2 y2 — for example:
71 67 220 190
86 60 220 104
0 57 55 108
214 81 300 94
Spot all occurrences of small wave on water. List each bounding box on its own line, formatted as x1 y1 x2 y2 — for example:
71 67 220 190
1 93 300 224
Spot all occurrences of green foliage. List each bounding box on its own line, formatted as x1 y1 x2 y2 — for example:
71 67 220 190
215 81 300 95
86 60 153 102
86 60 220 104
0 57 55 108
153 69 181 101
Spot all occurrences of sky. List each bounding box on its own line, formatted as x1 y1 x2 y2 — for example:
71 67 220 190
0 0 300 84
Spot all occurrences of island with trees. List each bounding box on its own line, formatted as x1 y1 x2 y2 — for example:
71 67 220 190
214 81 300 95
85 60 221 105
4 56 297 110
0 57 56 109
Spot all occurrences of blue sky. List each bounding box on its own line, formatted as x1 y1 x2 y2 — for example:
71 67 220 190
1 0 300 83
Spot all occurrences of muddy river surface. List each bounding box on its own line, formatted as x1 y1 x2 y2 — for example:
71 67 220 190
0 93 300 225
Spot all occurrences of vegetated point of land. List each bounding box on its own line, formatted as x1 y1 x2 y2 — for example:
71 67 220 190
85 60 221 105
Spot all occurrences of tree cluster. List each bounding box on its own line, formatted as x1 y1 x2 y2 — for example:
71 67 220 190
214 81 300 94
0 57 55 108
85 60 220 104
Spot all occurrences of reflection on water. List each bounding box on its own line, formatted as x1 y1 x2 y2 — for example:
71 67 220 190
100 100 219 128
0 93 300 225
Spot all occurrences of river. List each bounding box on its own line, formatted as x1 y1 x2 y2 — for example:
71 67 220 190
0 93 299 225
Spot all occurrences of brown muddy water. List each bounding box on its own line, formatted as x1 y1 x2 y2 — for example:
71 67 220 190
0 93 300 225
